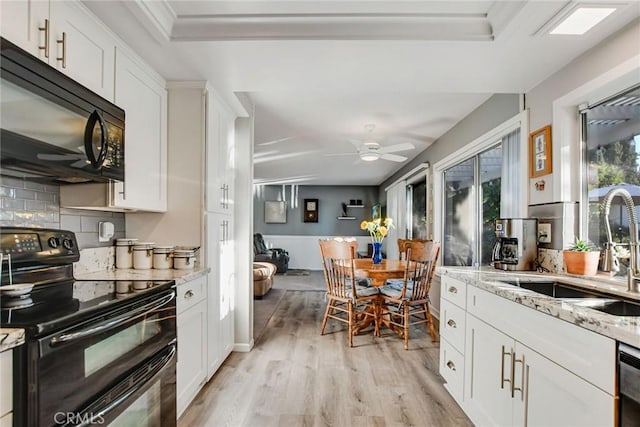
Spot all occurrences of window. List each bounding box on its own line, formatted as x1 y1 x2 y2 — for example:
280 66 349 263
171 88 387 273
442 145 502 266
583 85 640 277
407 177 428 239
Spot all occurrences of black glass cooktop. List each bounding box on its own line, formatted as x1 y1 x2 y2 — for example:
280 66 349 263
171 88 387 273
1 279 174 336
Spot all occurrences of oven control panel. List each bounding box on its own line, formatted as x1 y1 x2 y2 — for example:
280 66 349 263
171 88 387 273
0 227 80 265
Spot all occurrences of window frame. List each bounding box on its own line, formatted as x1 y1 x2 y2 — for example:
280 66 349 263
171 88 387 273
433 111 529 265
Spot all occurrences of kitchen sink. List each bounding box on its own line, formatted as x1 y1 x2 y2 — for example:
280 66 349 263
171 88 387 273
497 279 640 316
498 280 604 299
570 299 640 316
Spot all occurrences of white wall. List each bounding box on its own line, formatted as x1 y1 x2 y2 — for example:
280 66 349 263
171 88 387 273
526 20 640 207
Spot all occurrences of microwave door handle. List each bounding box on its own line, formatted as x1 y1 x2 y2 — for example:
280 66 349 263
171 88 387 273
49 291 175 347
69 344 176 427
84 110 108 169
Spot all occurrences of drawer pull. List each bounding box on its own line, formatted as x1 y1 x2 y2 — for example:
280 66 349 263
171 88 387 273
184 290 194 299
446 360 456 371
448 286 458 294
447 319 457 328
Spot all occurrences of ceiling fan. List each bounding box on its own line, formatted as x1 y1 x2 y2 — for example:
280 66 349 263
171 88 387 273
327 124 415 162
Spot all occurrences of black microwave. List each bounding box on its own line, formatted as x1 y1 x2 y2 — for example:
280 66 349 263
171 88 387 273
0 37 124 184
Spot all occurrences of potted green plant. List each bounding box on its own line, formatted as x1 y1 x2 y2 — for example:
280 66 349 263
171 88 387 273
563 239 600 276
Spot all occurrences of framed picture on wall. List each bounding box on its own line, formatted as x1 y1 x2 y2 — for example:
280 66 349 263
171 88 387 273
304 198 318 222
265 201 287 223
529 125 552 178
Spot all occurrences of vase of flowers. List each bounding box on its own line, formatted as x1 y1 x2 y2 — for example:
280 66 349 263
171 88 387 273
360 217 394 264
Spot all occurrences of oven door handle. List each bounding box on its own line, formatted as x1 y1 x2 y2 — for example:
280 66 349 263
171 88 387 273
68 343 176 427
49 291 175 347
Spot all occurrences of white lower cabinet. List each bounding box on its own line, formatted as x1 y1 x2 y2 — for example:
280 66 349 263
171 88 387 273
176 276 207 418
513 342 613 427
465 314 614 427
441 275 616 427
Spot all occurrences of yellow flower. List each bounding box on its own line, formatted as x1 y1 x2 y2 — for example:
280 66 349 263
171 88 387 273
360 217 395 243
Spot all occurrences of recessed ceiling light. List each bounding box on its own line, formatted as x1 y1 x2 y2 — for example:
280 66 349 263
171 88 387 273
549 7 616 35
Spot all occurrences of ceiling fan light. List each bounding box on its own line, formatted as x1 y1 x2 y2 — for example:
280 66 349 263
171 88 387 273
360 152 380 162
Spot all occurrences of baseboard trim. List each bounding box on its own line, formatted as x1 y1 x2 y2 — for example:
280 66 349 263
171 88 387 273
234 340 254 352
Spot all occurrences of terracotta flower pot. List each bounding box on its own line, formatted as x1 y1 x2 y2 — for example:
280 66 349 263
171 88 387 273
563 250 600 276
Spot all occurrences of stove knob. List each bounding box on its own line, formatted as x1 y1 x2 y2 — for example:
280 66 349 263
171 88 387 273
48 237 60 248
62 239 74 250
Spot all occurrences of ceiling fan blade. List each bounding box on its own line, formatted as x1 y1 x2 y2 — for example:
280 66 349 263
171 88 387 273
347 138 362 149
257 135 297 146
379 142 415 154
324 152 355 157
380 153 408 162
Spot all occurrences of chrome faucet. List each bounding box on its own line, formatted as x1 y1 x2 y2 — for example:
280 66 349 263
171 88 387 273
601 188 640 292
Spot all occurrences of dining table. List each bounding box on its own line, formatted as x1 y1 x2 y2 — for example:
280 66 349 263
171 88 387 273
351 258 408 336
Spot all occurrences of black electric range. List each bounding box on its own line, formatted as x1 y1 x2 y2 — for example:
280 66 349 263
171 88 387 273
1 227 178 426
0 227 174 337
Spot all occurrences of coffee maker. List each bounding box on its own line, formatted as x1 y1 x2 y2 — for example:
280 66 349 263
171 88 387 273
491 218 538 271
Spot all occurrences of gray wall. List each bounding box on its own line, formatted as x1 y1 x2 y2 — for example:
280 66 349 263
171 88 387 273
0 176 125 249
380 94 521 196
254 185 379 236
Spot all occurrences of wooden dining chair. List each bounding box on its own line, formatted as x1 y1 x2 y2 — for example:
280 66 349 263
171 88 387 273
379 240 441 349
388 238 433 288
397 238 432 260
318 239 380 347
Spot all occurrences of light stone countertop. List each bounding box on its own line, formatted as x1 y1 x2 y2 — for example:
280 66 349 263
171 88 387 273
437 266 640 348
0 328 25 352
75 267 209 286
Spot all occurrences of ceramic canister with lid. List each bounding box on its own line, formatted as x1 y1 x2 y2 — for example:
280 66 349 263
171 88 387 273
115 238 138 269
132 242 155 269
152 246 174 269
173 249 195 270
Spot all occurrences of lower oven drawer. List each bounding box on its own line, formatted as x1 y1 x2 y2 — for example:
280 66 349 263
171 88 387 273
72 342 177 426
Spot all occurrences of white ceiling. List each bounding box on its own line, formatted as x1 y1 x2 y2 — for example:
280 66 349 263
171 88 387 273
84 1 640 186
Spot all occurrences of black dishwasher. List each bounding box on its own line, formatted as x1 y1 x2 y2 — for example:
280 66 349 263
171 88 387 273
619 343 640 426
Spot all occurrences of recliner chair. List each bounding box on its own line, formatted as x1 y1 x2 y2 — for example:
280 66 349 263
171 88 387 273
253 233 290 273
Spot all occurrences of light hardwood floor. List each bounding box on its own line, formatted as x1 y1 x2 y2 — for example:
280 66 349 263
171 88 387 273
179 290 472 427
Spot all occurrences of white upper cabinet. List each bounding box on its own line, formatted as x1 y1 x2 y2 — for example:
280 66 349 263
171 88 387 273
113 47 168 212
206 91 235 214
1 0 115 101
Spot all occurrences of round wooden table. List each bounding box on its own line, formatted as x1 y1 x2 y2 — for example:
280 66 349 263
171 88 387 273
353 259 407 286
351 258 408 337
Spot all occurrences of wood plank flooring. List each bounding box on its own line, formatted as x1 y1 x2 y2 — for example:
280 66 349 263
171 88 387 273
179 290 472 427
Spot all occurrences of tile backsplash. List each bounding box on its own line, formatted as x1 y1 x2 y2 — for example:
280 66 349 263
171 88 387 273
0 176 125 249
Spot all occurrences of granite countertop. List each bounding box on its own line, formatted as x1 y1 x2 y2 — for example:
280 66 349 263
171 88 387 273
438 266 640 348
75 267 209 286
0 328 25 352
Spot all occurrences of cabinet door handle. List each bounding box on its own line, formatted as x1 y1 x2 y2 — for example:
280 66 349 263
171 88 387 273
56 31 67 68
220 185 225 208
39 19 49 58
512 353 525 400
184 290 194 299
220 223 225 242
500 346 511 389
447 319 457 328
446 360 456 371
448 286 458 294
